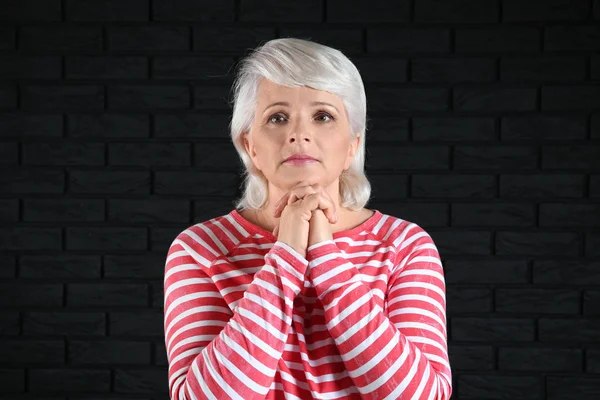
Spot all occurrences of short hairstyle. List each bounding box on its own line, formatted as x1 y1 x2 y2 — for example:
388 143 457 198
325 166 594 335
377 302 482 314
228 37 371 211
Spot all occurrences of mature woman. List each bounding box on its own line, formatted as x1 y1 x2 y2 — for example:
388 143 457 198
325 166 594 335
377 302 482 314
164 38 452 399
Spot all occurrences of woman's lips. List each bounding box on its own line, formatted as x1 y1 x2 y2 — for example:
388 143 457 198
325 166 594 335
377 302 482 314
283 158 318 166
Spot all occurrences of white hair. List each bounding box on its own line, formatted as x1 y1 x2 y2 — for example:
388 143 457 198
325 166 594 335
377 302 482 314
228 37 371 211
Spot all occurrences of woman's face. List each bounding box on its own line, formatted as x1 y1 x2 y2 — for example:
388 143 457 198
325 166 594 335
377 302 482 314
243 78 359 191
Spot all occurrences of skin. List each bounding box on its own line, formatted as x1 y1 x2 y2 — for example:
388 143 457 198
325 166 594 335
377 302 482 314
241 78 374 248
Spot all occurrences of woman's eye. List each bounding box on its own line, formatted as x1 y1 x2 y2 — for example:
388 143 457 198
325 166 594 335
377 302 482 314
315 112 333 122
268 112 334 124
268 114 285 124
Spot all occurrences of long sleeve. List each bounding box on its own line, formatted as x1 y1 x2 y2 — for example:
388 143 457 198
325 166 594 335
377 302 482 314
163 235 309 399
305 226 452 400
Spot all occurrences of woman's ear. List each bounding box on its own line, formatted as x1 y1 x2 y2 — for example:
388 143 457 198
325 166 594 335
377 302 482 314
243 131 261 171
344 133 361 170
243 131 251 155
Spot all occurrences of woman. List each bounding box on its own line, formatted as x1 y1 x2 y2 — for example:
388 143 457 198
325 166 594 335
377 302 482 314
163 38 452 399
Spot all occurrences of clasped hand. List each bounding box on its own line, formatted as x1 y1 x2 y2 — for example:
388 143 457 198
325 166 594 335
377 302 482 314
271 180 338 250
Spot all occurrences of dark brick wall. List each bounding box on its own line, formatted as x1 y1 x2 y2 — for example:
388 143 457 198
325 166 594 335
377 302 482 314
1 0 599 399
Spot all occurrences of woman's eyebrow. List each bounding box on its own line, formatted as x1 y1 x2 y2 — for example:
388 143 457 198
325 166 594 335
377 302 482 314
263 101 339 113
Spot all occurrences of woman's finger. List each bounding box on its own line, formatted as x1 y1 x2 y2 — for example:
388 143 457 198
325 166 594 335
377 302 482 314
289 185 316 205
273 183 337 224
317 190 337 223
273 181 308 217
303 192 323 215
318 187 337 223
304 184 336 223
288 193 299 205
274 184 316 217
273 193 290 217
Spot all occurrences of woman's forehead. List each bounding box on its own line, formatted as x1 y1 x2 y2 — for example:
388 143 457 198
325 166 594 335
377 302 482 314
257 80 343 111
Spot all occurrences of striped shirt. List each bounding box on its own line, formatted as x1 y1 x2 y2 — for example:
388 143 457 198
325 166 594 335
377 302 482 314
163 208 452 399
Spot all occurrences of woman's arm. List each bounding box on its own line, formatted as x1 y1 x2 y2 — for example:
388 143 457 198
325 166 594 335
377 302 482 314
305 224 452 400
164 233 308 399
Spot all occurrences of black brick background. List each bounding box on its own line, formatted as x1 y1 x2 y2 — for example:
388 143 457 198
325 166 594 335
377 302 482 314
1 0 599 399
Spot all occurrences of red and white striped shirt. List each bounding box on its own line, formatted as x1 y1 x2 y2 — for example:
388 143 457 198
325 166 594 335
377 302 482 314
163 208 452 399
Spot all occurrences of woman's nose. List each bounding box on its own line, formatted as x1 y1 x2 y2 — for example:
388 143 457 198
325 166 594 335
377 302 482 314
288 118 312 142
289 128 311 142
289 134 310 143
